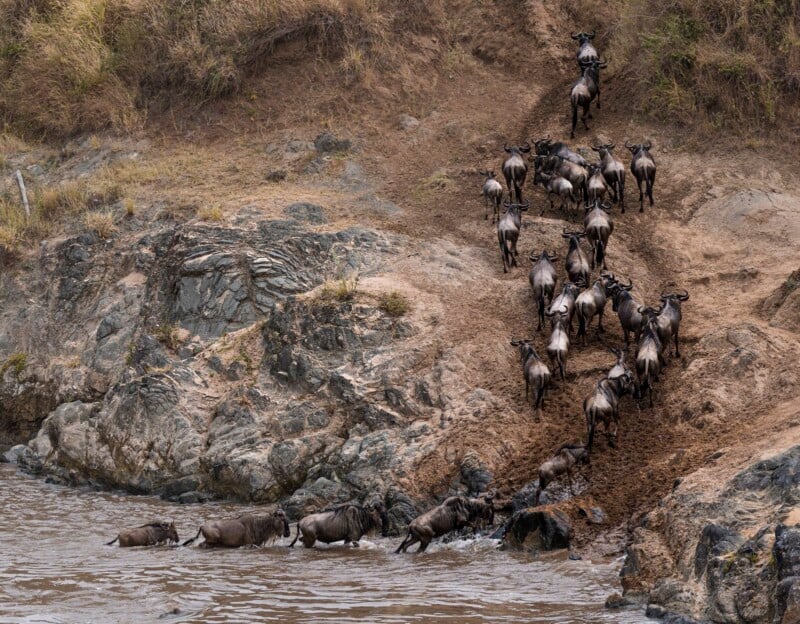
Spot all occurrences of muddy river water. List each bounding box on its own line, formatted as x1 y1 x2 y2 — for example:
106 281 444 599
0 465 646 623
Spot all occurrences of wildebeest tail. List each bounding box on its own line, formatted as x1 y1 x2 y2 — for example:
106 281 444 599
182 528 202 547
105 536 118 546
538 295 545 329
288 523 301 548
395 531 411 554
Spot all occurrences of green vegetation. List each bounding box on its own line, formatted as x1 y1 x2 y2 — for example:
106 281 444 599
608 0 799 128
0 352 28 380
153 323 180 350
379 291 411 317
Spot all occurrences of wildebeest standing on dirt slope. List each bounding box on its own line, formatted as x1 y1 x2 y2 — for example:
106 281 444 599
106 521 179 547
289 502 388 548
182 510 290 547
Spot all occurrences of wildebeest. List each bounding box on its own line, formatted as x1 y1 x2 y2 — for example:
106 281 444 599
570 60 607 139
584 372 634 450
635 307 667 407
591 143 625 210
529 250 559 331
510 338 551 414
571 31 598 66
502 143 530 203
535 443 589 504
609 279 644 347
575 273 616 345
480 170 504 223
497 201 529 273
106 521 179 547
534 169 575 212
547 281 581 335
587 164 609 204
183 510 290 547
533 137 589 167
395 495 494 553
607 347 633 381
545 305 571 381
583 199 614 270
534 154 589 207
289 501 387 548
561 228 591 288
625 141 656 211
657 289 689 357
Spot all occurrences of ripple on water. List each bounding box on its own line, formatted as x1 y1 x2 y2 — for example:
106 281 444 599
0 465 647 623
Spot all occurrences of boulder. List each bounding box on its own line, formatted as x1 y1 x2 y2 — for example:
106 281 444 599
502 507 571 551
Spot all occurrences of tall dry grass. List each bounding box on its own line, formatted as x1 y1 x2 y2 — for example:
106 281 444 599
608 0 800 129
0 0 399 136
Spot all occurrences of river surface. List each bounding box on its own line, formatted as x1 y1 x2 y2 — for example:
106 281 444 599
0 465 646 623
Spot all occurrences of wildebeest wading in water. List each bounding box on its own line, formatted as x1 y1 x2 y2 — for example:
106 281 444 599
182 510 290 547
289 501 388 548
105 521 179 547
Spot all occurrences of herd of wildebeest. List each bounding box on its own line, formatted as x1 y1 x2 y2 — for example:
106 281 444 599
104 32 687 554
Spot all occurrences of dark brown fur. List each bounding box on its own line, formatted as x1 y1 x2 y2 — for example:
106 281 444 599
106 521 178 547
182 510 290 547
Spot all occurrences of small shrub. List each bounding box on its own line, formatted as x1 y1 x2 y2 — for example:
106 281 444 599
84 210 117 238
197 205 224 222
318 274 359 302
124 198 136 216
153 323 180 350
379 291 411 317
35 180 88 218
0 352 28 380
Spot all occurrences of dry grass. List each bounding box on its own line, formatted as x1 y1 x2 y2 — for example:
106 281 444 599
197 205 224 222
317 273 359 302
608 0 800 129
379 291 411 317
0 0 405 137
84 210 117 238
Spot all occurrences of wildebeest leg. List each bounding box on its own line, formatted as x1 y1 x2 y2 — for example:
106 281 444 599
571 104 578 139
637 176 644 212
674 328 680 358
418 540 431 553
582 103 591 129
350 541 360 547
525 377 529 402
597 308 605 334
302 535 316 548
596 86 601 109
395 533 413 553
647 170 655 206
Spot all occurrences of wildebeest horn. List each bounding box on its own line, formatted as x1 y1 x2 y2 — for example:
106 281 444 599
520 201 530 210
510 339 521 346
608 346 621 356
503 201 511 207
644 141 652 149
607 143 615 149
591 144 602 151
503 143 511 153
637 305 647 314
625 140 633 149
548 252 559 260
571 32 580 39
621 278 633 290
602 201 613 210
544 309 556 317
588 31 595 38
678 289 690 301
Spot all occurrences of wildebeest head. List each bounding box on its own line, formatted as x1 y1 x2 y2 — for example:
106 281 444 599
533 136 553 155
625 140 652 155
503 142 531 155
367 500 389 536
273 509 291 538
167 521 179 543
571 31 596 44
609 278 634 311
660 289 690 304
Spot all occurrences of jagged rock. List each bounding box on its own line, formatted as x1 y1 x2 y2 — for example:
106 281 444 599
646 604 668 618
398 114 420 131
694 524 743 577
284 202 327 224
314 132 350 153
459 451 493 495
502 507 571 551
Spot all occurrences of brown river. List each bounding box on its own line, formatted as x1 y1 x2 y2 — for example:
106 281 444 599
0 465 647 623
